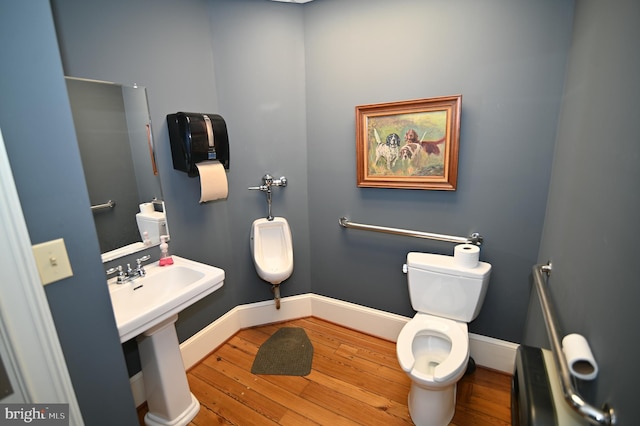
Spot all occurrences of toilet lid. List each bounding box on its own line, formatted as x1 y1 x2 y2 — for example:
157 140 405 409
397 315 469 383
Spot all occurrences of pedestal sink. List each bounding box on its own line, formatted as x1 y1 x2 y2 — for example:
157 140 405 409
107 255 225 426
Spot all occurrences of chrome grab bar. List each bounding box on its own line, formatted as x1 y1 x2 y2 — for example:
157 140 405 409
91 200 116 212
532 263 616 425
338 217 483 245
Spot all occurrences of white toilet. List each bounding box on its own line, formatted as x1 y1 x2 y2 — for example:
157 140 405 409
136 203 168 246
250 217 293 308
397 249 491 426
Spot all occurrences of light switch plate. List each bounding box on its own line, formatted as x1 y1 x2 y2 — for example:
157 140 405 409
32 238 73 285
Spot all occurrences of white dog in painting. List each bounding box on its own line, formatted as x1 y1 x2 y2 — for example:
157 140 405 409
374 131 400 170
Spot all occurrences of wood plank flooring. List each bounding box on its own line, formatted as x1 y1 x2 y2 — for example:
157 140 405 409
137 317 512 425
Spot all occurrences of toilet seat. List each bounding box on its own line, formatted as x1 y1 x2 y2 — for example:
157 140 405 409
397 314 469 384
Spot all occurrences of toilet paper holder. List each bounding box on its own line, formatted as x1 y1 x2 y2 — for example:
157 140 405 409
533 262 616 425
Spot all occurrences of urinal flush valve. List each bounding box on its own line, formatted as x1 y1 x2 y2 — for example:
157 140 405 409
248 174 287 191
248 174 288 221
262 174 287 189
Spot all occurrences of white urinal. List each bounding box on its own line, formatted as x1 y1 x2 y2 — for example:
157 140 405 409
250 217 293 288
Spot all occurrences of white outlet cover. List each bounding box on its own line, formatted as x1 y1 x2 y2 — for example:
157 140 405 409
32 238 73 285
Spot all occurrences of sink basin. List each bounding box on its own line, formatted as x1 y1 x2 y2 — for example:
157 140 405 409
108 255 225 342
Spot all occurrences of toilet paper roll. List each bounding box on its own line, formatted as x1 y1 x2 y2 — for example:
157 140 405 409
196 161 228 203
562 333 599 380
139 202 154 214
453 244 480 268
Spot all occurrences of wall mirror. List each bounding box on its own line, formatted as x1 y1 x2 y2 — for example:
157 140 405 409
65 77 169 263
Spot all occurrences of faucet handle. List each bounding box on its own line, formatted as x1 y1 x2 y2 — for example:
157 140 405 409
106 265 123 276
106 265 126 284
136 255 151 277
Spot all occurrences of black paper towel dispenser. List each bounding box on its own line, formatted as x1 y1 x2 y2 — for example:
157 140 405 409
167 112 229 177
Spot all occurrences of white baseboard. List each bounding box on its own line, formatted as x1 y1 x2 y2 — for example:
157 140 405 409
131 293 518 406
468 332 519 373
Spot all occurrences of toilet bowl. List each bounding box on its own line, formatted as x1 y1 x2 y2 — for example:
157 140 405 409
397 248 491 426
397 314 469 385
250 217 293 285
397 314 469 426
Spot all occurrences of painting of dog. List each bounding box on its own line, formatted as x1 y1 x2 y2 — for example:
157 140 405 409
356 95 461 190
404 129 445 157
420 138 445 156
374 132 401 170
404 129 421 144
399 142 422 163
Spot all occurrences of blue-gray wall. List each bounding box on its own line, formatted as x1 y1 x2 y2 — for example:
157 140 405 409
523 1 640 422
0 2 138 425
303 0 573 341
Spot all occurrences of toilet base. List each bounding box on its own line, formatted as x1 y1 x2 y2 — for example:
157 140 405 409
407 382 457 426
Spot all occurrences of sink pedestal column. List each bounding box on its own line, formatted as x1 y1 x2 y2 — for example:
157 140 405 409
137 314 199 426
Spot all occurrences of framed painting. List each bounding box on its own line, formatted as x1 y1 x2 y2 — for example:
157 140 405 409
355 95 461 190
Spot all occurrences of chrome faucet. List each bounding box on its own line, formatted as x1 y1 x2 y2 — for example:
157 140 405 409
106 255 151 284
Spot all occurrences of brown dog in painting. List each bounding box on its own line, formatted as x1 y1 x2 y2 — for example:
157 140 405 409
399 143 422 163
404 129 445 156
420 138 445 156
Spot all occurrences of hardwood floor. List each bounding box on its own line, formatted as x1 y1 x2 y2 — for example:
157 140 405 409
137 317 512 425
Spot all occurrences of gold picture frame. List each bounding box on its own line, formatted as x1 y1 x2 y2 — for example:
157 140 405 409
356 95 461 190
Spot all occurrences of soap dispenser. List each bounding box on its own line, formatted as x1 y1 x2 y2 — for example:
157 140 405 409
158 235 174 266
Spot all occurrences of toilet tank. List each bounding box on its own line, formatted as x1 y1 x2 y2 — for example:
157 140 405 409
406 252 491 322
136 211 167 246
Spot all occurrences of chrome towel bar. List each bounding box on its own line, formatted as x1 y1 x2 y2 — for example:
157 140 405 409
532 263 616 425
91 200 116 212
338 217 483 245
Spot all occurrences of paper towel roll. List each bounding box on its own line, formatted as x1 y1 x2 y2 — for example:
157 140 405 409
195 161 228 203
562 333 599 380
139 202 154 214
454 244 480 268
